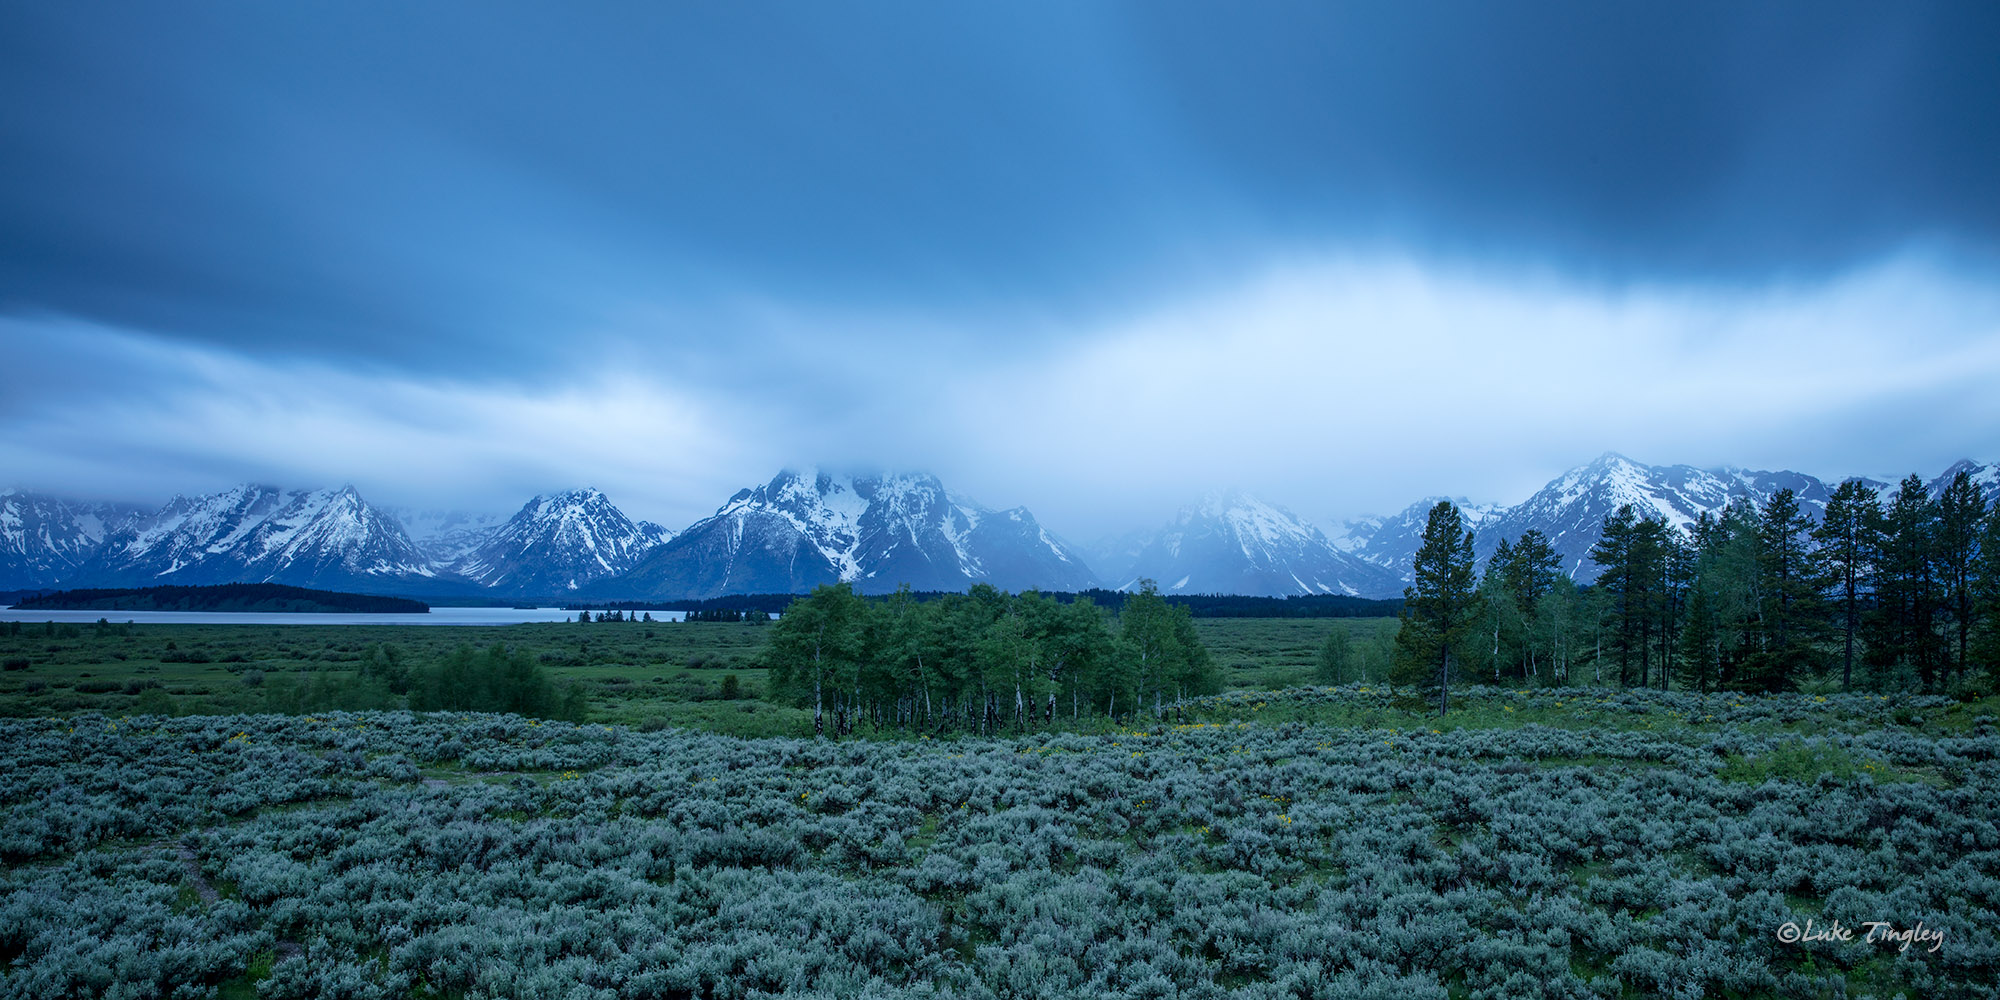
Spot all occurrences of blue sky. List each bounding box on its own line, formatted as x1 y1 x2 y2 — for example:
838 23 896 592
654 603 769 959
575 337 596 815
3 1 1997 535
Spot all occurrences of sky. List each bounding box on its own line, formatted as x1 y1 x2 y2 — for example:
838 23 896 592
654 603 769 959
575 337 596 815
3 1 1998 538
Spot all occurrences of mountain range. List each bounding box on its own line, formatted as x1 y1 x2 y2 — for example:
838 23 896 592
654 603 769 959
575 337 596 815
4 454 1994 602
602 470 1096 600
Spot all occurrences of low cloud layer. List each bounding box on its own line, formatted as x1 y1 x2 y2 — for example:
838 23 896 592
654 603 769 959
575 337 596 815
8 250 1995 538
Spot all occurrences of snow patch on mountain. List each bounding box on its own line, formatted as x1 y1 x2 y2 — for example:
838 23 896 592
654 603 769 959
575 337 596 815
1930 459 2000 504
0 491 149 589
605 470 1096 599
1119 490 1403 598
448 487 670 594
72 484 433 590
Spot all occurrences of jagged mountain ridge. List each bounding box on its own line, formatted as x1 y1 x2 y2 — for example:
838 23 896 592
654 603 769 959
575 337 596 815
447 488 673 594
1469 454 1839 578
7 455 1993 599
1115 490 1405 599
1929 459 2000 505
0 490 149 589
1338 453 1993 586
1329 497 1502 585
46 484 675 597
1336 454 1850 582
71 485 437 591
602 470 1096 600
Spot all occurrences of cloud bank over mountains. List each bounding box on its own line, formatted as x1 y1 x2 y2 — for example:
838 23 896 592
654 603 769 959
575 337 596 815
3 4 1997 534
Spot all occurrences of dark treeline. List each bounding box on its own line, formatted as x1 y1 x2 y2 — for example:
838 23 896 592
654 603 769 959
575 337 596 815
1064 589 1402 618
565 608 763 623
679 608 763 623
13 584 429 614
1397 470 2000 701
762 582 1218 737
579 595 800 614
585 589 1400 619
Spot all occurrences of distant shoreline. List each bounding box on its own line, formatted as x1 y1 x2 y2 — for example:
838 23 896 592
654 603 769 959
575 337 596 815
11 583 430 614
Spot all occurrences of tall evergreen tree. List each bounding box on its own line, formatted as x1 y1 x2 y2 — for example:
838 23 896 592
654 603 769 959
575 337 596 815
1394 501 1482 716
1678 510 1750 693
1510 530 1562 609
1590 505 1640 686
1745 488 1824 692
1590 509 1673 688
1935 471 1988 682
1974 503 2000 678
1678 578 1722 694
1870 476 1944 691
1657 522 1694 692
1813 479 1884 689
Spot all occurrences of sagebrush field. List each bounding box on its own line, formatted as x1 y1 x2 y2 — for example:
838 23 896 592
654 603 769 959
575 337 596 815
3 680 1997 998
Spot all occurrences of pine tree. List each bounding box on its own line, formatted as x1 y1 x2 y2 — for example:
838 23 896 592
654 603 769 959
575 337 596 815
1678 581 1721 694
1974 503 2000 679
1394 501 1482 716
1504 529 1563 612
1590 506 1639 686
1813 479 1884 689
1870 476 1944 692
1678 510 1751 693
1935 471 1988 683
1590 509 1673 688
1744 488 1824 692
1657 523 1694 692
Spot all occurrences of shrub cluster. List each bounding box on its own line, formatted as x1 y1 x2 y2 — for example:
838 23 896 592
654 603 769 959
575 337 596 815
1 689 1995 998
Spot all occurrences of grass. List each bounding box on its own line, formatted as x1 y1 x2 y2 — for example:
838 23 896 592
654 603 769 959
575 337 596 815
1196 617 1399 688
0 618 784 727
4 616 1989 746
1718 737 1946 786
0 617 1379 731
215 950 274 999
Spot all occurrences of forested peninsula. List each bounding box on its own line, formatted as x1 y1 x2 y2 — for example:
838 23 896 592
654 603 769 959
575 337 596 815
11 583 429 614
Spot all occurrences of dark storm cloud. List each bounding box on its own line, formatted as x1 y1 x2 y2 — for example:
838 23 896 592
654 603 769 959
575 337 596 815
4 1 1995 372
1125 0 2000 278
3 3 1997 531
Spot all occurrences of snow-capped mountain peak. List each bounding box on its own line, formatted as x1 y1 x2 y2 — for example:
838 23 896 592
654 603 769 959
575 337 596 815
448 487 671 594
605 469 1094 599
1119 490 1402 597
68 483 432 590
0 491 149 589
1930 459 2000 504
1330 495 1500 586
